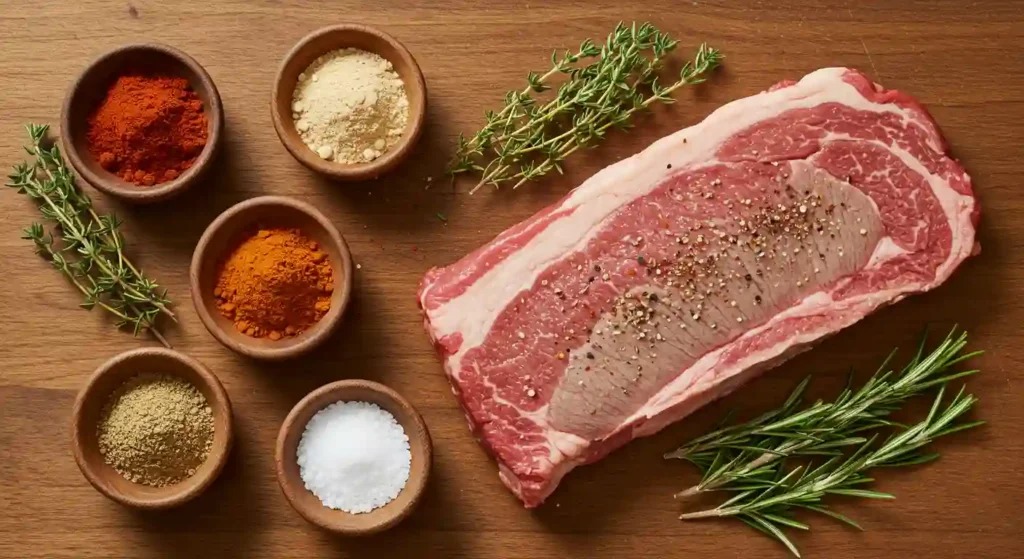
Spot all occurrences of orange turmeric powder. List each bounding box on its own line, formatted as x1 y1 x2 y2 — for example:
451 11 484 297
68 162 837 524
214 228 334 340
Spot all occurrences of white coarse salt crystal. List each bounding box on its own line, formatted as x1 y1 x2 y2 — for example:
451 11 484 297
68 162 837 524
296 401 411 514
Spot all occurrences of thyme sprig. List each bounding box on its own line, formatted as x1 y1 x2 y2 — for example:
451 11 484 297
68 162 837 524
448 22 722 193
669 330 983 557
6 124 174 346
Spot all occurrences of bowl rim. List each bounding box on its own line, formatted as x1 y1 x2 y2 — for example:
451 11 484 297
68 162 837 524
189 195 354 361
60 42 224 204
274 379 432 535
70 347 234 509
270 23 427 181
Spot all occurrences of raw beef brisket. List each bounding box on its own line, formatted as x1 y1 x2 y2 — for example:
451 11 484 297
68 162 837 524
419 68 978 507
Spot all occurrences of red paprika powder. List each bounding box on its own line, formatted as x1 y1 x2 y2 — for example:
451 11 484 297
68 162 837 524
86 73 208 186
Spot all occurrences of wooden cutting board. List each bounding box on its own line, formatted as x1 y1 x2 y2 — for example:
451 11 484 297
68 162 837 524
1 1 1021 557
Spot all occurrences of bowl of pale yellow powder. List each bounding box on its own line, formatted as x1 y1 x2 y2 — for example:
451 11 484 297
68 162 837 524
272 24 427 181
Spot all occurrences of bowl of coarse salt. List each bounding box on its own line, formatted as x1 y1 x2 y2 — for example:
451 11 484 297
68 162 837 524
275 379 432 535
272 24 427 181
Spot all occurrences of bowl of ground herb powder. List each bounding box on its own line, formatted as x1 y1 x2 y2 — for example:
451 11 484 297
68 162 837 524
272 24 426 181
71 348 233 509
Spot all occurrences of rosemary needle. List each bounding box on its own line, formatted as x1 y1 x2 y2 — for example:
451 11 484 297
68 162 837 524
679 387 981 557
667 329 980 497
669 329 983 557
6 124 175 346
448 22 722 193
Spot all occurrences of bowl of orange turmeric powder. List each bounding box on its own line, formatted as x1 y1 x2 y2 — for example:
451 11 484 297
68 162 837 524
190 196 353 360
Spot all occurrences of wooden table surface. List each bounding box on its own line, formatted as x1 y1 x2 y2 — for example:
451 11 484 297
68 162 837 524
1 1 1022 557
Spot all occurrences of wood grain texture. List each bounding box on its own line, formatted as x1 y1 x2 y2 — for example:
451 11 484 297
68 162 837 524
0 1 1021 557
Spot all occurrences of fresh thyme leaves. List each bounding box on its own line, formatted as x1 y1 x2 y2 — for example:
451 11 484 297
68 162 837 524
6 124 175 346
668 329 983 557
447 22 722 194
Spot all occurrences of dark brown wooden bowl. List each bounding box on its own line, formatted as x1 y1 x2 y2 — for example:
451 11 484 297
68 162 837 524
275 380 432 535
71 348 233 509
271 24 427 181
61 43 224 204
189 196 353 361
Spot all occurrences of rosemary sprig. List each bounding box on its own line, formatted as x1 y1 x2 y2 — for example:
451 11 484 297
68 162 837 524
6 124 174 346
448 22 722 194
666 329 980 498
668 330 983 557
678 386 981 557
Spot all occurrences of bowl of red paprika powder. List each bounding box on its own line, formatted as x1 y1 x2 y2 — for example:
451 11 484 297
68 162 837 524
62 43 224 203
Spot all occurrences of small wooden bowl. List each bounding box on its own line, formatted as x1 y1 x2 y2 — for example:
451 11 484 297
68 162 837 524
271 24 427 181
61 43 224 203
189 196 353 361
275 380 432 535
71 348 233 509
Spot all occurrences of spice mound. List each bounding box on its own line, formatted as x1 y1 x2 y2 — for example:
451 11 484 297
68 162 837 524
292 48 409 164
97 373 214 487
86 73 208 186
297 401 411 513
215 228 334 340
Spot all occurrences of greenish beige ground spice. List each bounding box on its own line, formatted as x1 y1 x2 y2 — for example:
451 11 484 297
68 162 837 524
97 373 214 487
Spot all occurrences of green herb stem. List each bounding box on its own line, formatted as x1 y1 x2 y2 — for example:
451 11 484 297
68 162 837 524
667 329 980 498
7 124 174 346
669 329 983 557
448 22 722 194
678 386 980 557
